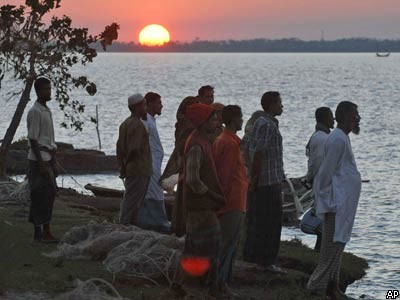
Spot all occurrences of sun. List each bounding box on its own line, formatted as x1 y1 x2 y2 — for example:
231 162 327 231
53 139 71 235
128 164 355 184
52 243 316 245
139 24 170 46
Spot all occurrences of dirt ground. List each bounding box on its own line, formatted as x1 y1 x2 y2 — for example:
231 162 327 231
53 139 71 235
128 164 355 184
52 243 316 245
0 196 368 300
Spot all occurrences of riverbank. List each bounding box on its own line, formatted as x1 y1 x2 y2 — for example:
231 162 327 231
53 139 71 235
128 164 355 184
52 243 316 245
0 196 368 300
5 140 118 175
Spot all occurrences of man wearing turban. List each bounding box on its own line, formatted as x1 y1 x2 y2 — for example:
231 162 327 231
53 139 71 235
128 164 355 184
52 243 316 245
181 103 225 297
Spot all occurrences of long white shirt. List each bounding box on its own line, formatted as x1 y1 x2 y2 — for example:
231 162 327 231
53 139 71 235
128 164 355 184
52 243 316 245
306 130 329 183
27 101 57 161
142 114 164 201
313 128 362 243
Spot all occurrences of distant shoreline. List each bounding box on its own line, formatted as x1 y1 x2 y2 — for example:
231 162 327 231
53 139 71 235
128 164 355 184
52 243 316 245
99 51 398 53
96 37 400 53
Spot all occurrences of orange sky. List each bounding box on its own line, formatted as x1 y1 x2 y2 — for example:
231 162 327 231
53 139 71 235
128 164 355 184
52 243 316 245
4 0 400 42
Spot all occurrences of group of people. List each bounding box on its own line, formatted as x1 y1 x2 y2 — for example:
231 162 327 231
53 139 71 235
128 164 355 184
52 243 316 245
26 78 362 300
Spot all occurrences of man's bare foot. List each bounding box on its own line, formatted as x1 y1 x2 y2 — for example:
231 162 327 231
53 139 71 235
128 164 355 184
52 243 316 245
220 282 240 298
41 233 59 244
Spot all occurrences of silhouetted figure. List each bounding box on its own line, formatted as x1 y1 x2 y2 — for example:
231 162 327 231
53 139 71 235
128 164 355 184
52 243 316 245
305 107 335 252
138 92 170 233
307 101 362 300
244 91 287 274
27 77 59 243
198 85 214 105
160 96 199 237
213 105 248 297
183 103 225 297
117 94 152 226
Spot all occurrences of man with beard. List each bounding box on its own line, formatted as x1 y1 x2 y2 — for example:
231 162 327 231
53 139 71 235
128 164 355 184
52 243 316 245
307 101 362 300
138 92 170 232
182 103 225 297
117 94 152 226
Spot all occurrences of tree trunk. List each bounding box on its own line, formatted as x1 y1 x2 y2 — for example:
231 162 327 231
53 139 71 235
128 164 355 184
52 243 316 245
0 79 34 177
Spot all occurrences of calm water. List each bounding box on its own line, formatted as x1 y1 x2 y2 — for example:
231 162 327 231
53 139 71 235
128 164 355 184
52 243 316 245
1 53 399 299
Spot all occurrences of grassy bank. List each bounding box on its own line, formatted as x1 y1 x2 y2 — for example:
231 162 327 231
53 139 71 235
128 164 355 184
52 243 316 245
0 200 368 299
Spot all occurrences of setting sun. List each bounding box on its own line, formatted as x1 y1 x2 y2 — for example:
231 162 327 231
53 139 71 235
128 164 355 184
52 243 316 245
139 24 170 46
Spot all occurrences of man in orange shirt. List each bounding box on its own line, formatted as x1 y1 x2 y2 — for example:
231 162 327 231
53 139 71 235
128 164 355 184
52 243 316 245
213 105 249 296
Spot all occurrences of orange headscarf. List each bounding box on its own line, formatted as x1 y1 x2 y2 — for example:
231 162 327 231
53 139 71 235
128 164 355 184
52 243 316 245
186 103 215 127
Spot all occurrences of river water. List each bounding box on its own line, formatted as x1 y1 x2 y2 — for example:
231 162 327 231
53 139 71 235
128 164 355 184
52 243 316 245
1 53 399 299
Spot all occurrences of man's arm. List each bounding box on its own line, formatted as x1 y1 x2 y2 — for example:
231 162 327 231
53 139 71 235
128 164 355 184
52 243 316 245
213 140 236 194
116 124 127 178
306 138 319 183
186 145 208 194
250 123 272 190
27 109 48 175
316 138 346 197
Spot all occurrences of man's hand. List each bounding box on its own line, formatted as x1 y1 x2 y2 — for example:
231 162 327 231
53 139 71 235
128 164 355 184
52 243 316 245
119 166 126 179
38 161 49 178
208 189 225 206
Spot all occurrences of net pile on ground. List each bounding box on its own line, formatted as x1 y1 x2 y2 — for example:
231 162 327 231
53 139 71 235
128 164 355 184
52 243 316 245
104 230 184 283
48 223 144 260
0 179 30 206
55 278 129 300
50 223 184 283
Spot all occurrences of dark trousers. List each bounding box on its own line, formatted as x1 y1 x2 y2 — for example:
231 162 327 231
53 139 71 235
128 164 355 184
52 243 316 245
218 211 245 283
243 184 283 266
28 160 57 226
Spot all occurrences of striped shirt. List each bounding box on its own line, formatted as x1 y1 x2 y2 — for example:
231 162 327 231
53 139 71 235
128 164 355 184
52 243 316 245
249 113 285 186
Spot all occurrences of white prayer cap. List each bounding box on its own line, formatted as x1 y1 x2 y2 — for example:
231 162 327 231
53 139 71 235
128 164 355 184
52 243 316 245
128 93 145 106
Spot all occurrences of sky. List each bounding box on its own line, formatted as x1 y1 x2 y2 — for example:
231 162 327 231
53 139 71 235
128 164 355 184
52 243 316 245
3 0 400 42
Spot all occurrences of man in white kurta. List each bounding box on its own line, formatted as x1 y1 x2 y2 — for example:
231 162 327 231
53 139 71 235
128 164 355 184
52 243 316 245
138 92 170 232
305 107 334 251
307 101 362 299
306 107 334 184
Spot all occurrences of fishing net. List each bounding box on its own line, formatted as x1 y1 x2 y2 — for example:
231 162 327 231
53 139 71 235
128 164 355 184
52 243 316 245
55 278 128 300
47 223 142 260
103 230 183 284
0 179 30 206
49 223 184 284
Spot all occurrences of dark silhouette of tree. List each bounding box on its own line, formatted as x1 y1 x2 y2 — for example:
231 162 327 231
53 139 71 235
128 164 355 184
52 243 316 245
0 0 119 176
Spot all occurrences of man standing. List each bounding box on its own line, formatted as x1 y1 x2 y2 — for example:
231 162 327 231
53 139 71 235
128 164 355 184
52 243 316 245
138 92 170 232
27 77 58 243
307 101 362 299
213 105 248 295
306 107 335 185
198 85 214 105
305 107 335 251
117 94 152 226
182 103 225 296
160 95 199 237
244 91 286 274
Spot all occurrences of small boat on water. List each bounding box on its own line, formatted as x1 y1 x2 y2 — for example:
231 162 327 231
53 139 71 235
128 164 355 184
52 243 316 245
85 176 313 225
376 52 390 57
84 184 124 198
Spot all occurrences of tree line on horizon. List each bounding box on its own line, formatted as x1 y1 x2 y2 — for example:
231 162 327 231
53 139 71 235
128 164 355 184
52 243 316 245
100 38 400 52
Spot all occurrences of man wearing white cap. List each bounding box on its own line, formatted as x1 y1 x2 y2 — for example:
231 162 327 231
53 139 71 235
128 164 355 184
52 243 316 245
117 94 153 225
